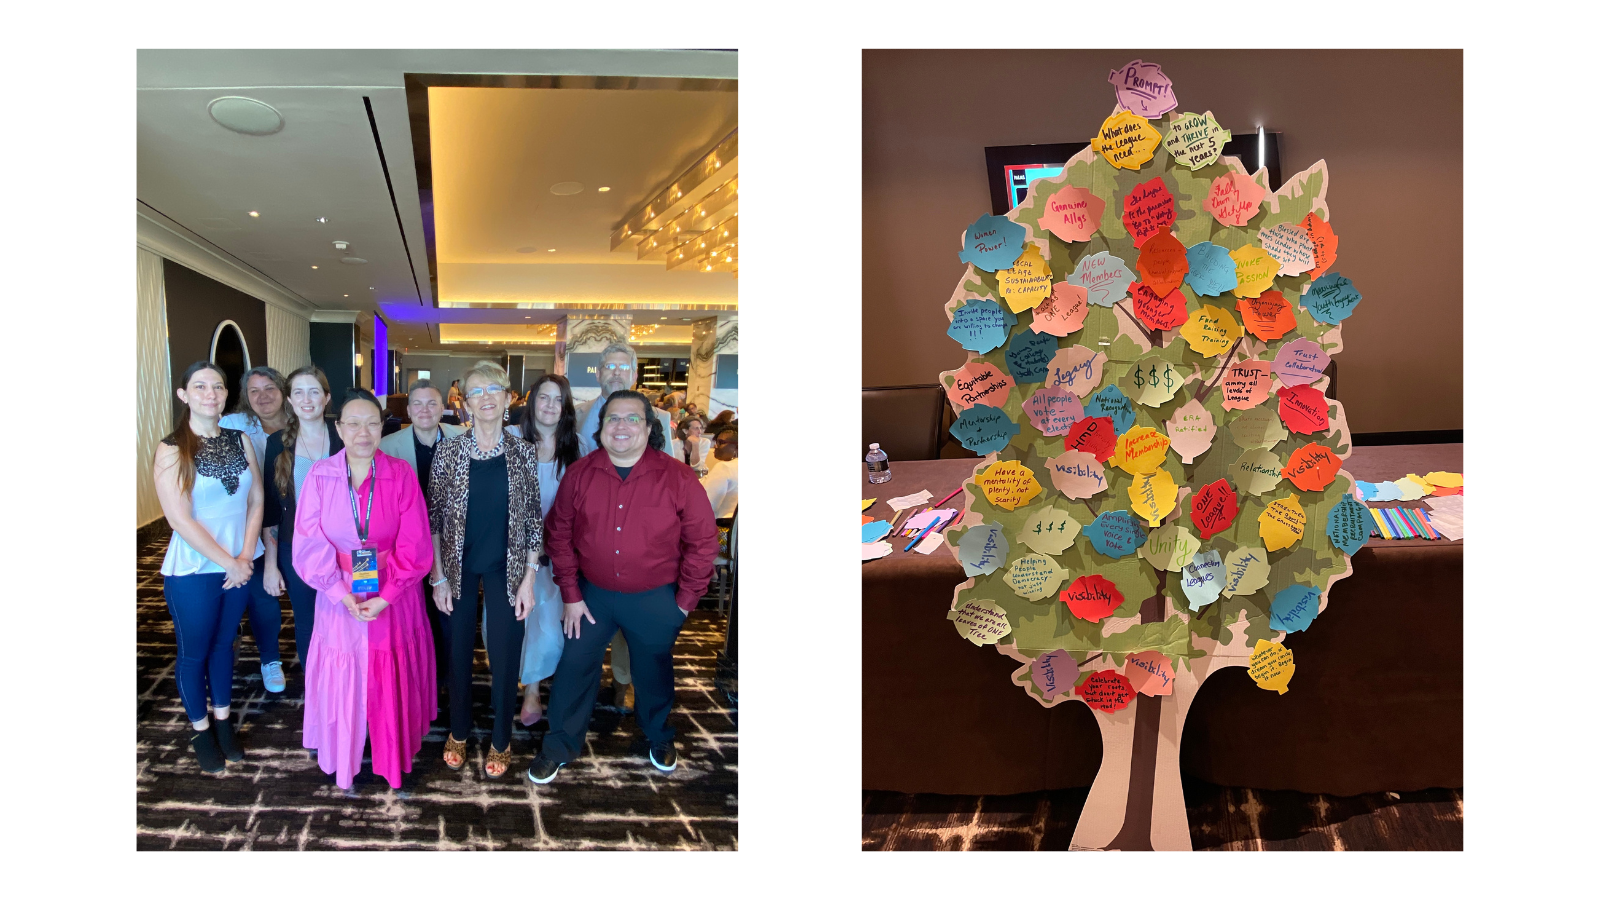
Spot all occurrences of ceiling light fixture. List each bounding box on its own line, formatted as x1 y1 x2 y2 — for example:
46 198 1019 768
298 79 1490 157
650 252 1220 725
598 186 611 192
547 249 556 253
314 216 328 224
248 210 260 217
208 96 284 136
550 182 584 196
311 265 318 269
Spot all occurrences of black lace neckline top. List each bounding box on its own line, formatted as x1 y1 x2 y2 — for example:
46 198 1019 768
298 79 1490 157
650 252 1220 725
163 428 249 495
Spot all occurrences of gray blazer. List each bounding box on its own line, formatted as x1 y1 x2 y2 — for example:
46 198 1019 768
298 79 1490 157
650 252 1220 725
378 422 467 473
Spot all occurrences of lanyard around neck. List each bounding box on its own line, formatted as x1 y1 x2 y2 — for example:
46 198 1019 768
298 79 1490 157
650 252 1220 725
347 457 376 544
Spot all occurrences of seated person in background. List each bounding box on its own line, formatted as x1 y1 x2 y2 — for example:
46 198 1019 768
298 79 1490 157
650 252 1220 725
677 416 713 476
701 428 738 519
704 409 736 439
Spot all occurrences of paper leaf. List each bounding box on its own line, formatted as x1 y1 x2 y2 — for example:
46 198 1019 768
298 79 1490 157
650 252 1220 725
1222 547 1271 597
957 523 1009 577
1021 503 1084 555
862 520 892 543
951 404 1021 454
1301 212 1339 280
1393 477 1427 501
1229 404 1287 449
861 499 875 512
1189 478 1239 539
958 214 1027 272
1424 471 1463 488
1184 241 1239 296
1260 222 1317 277
1111 424 1172 475
1045 449 1108 499
1247 640 1295 694
1272 340 1329 391
1283 442 1342 491
1302 271 1362 324
1084 384 1137 434
1231 448 1285 496
1162 110 1230 170
1326 493 1374 556
1130 282 1188 331
1128 469 1179 528
1205 170 1266 227
1024 383 1087 436
1236 291 1298 341
1039 184 1105 243
1179 550 1225 609
1258 494 1308 551
1030 650 1080 701
1121 355 1185 407
1083 510 1148 559
914 532 946 555
997 243 1053 312
1276 384 1330 435
863 540 893 560
1269 584 1321 634
1090 110 1163 170
1229 245 1280 299
1135 227 1189 297
1005 328 1056 384
1030 283 1091 336
1179 304 1243 358
1062 573 1125 623
1166 398 1216 463
947 298 1013 353
1125 650 1175 696
1064 416 1118 462
1221 359 1273 411
1045 344 1107 397
974 459 1043 511
1067 250 1135 308
1076 669 1136 712
944 360 1013 412
948 598 1012 646
1005 553 1069 601
1137 521 1199 571
1122 179 1177 249
1108 60 1178 117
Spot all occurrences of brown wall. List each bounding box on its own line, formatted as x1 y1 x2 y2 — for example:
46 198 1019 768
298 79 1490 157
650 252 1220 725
163 258 268 429
863 49 1462 435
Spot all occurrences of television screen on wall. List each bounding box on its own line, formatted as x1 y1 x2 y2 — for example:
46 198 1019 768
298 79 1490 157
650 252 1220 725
715 354 738 389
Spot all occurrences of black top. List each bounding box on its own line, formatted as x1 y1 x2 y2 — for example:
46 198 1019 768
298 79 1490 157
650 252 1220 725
414 428 439 500
614 464 634 481
162 428 249 495
262 420 345 550
462 454 509 574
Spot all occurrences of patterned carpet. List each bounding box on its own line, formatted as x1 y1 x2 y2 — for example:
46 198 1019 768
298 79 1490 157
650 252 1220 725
136 529 737 851
862 779 1462 850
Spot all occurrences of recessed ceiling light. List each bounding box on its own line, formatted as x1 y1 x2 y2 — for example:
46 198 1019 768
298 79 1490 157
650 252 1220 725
660 316 667 320
340 257 368 265
344 294 349 297
248 210 260 217
598 186 611 192
681 317 693 322
311 265 318 269
550 182 584 196
314 216 328 224
547 249 556 253
524 316 531 319
369 287 374 290
208 96 284 136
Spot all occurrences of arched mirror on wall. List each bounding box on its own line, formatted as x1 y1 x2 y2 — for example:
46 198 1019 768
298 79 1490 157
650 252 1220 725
210 320 250 397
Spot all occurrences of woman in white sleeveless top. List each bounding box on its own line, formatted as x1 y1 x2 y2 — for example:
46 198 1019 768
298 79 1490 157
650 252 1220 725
152 360 266 773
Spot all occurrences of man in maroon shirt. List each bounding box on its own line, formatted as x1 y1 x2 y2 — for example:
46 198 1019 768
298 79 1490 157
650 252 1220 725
526 390 719 782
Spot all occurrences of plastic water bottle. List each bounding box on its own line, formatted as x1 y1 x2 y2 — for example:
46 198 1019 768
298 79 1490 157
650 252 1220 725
866 443 892 484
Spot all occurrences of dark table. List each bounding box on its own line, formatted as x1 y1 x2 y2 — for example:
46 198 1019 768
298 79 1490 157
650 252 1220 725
862 445 1462 797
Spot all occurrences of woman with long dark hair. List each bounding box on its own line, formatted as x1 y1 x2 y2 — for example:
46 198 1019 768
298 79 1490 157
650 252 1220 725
152 360 265 772
513 373 581 725
262 366 343 671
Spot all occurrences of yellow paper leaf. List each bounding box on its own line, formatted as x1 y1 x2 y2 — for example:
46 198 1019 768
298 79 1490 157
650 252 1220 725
1401 473 1435 496
862 499 875 511
975 460 1043 511
1229 245 1280 299
1128 468 1179 528
1247 639 1295 694
1178 304 1243 358
948 598 1012 647
1111 425 1171 475
997 243 1053 312
1004 553 1069 601
1423 471 1463 488
1089 110 1163 170
1258 494 1307 551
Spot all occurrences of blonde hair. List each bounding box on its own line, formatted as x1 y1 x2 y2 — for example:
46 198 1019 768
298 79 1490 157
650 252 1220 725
462 360 510 391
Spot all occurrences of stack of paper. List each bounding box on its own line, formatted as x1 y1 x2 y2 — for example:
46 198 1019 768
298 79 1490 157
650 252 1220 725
1423 494 1464 541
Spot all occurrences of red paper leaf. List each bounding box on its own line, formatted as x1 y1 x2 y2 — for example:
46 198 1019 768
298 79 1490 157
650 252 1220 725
1130 282 1188 331
1282 442 1342 491
1276 384 1330 435
1061 573 1125 623
1235 290 1298 341
1301 212 1339 280
1075 669 1135 713
1064 415 1117 462
1135 226 1189 297
1121 177 1176 249
1188 479 1239 540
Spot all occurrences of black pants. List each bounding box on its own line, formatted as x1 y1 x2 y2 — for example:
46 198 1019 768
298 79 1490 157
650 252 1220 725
277 542 318 667
543 579 685 764
445 567 525 750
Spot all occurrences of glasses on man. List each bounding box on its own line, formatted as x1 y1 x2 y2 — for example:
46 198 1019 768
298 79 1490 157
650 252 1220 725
601 363 634 373
604 414 646 426
464 384 506 399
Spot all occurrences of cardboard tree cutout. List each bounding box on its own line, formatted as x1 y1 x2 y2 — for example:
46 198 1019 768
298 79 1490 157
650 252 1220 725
937 63 1372 851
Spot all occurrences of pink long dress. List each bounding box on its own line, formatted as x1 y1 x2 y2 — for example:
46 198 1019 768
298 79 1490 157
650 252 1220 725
293 449 437 790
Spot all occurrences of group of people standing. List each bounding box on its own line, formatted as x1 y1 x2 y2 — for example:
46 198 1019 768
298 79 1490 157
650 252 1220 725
153 340 728 788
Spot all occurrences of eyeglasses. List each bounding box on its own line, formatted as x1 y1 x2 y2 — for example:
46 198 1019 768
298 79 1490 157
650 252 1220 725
604 414 646 427
464 385 505 399
601 363 634 373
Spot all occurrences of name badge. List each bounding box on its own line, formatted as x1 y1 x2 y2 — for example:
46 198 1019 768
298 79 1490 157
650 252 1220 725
351 548 380 594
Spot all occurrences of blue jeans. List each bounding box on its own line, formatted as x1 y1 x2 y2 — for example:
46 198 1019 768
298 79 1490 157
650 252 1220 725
242 557 282 666
163 572 252 722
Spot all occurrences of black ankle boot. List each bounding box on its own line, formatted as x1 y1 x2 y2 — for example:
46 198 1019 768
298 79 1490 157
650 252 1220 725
190 727 225 773
213 717 245 762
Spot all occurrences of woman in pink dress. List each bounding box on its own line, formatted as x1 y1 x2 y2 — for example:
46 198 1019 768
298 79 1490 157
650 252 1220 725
293 387 437 790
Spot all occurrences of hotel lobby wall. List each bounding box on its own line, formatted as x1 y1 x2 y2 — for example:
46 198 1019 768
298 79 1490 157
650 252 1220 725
163 258 269 429
862 49 1463 435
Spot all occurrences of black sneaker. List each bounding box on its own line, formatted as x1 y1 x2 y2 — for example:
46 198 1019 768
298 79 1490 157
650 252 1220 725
649 741 677 772
213 717 245 762
525 754 565 784
190 728 225 773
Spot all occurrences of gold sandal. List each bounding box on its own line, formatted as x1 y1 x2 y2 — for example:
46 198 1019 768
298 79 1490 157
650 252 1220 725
443 734 468 770
485 743 512 779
